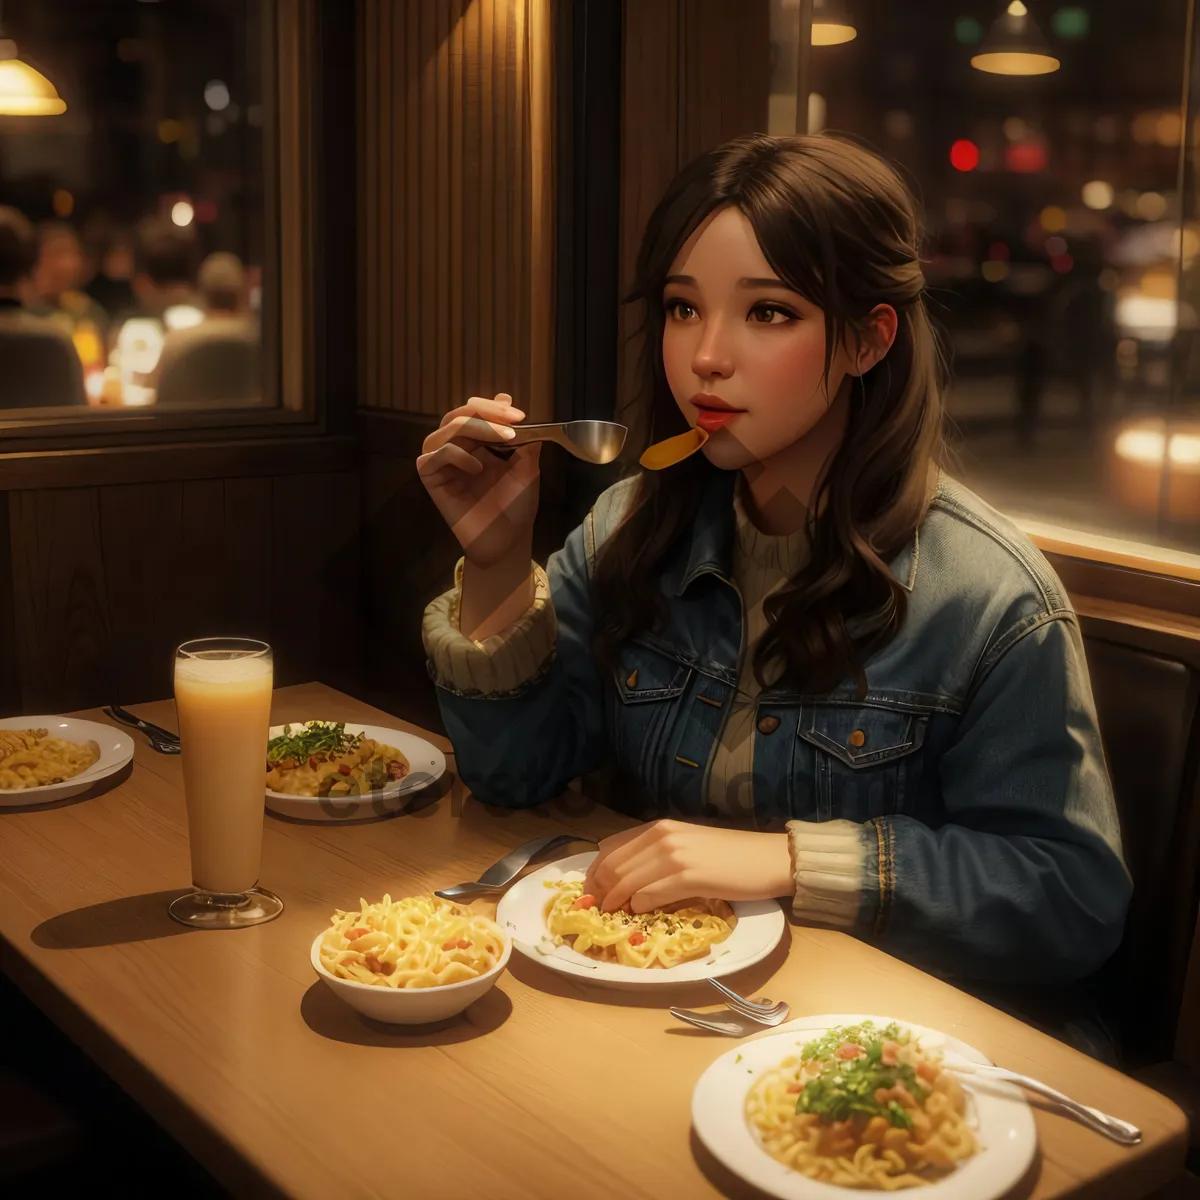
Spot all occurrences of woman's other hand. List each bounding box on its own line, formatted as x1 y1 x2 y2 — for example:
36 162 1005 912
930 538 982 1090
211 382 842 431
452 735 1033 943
580 819 793 913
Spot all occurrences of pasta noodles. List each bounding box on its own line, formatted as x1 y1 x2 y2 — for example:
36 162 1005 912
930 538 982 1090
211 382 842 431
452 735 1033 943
0 729 100 790
745 1021 980 1190
266 721 410 798
318 893 506 988
543 878 735 968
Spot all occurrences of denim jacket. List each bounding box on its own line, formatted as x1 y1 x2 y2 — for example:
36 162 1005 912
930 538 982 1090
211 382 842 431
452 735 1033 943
427 467 1131 988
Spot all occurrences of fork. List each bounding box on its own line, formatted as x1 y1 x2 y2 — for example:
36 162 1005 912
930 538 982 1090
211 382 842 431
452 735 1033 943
945 1061 1142 1145
707 978 790 1025
669 1007 765 1037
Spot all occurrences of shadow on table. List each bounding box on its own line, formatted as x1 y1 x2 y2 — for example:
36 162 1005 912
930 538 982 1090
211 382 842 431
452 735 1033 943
30 889 194 949
264 774 449 826
690 1123 1043 1199
0 761 133 815
503 932 792 1012
299 978 513 1046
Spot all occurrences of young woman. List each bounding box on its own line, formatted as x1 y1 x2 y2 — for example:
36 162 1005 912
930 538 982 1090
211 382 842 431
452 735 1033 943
417 133 1130 1000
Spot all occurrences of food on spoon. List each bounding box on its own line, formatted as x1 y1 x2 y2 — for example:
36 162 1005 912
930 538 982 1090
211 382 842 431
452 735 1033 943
639 425 709 469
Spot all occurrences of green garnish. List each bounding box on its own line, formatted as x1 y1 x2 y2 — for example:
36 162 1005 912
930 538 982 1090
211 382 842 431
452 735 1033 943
266 721 362 766
793 1021 929 1129
735 1054 742 1063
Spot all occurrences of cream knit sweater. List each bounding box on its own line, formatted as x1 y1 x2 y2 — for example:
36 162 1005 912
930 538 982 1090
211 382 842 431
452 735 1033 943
421 474 864 928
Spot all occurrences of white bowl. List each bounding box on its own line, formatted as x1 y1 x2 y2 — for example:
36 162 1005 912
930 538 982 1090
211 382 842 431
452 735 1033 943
309 929 512 1024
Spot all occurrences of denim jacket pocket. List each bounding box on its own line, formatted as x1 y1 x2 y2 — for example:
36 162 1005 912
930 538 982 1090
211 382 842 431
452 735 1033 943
796 703 928 821
611 641 693 789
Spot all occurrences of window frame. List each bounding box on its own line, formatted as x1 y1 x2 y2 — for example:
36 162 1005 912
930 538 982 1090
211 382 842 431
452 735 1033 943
788 0 1200 595
0 0 326 454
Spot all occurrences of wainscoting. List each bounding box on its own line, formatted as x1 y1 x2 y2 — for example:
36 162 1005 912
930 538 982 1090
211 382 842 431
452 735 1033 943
0 440 361 715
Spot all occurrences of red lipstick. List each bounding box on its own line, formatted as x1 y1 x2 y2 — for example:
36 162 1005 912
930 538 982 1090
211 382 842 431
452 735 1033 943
690 393 744 431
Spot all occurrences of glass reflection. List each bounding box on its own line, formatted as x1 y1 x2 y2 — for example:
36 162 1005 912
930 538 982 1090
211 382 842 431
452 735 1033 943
802 0 1199 554
0 0 267 416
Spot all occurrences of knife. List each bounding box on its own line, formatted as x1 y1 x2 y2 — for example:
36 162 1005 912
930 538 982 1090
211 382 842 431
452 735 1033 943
106 705 181 752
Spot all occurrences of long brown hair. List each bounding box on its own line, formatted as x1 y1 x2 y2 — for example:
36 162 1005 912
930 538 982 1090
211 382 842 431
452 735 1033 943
590 133 947 697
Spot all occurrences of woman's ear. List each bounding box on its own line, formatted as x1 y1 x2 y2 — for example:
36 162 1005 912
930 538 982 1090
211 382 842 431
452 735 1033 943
850 303 899 376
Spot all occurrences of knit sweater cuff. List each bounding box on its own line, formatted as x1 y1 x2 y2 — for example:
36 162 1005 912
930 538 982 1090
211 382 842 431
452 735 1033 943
785 819 866 928
421 557 555 695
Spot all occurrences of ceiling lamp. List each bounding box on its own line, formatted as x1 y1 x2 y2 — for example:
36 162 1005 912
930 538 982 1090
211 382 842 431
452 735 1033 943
0 0 64 116
812 0 857 46
971 1 1060 76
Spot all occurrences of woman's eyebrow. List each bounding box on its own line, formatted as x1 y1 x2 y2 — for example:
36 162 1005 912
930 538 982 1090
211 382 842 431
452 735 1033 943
663 273 795 289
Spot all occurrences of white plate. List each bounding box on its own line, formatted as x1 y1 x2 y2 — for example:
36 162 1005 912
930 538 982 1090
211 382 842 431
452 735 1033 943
692 1013 1037 1200
494 851 786 989
264 723 446 821
0 716 135 805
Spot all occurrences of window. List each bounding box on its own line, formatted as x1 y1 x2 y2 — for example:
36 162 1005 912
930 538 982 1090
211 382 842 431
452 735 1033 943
0 0 275 418
783 0 1200 564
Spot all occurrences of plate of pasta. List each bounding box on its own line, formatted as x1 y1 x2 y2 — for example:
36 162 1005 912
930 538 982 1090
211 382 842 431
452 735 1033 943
692 1014 1035 1198
264 721 446 821
494 852 785 989
311 892 511 1023
0 716 135 805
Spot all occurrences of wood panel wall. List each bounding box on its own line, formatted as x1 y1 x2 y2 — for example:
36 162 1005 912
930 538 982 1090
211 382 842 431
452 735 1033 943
0 458 361 717
357 0 555 422
617 0 772 426
356 0 559 732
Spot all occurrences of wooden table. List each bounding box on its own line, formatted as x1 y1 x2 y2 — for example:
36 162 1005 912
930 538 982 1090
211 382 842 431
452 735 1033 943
0 683 1188 1200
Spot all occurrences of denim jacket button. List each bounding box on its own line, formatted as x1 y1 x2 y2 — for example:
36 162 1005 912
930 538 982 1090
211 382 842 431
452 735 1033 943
757 715 780 734
626 669 638 688
849 729 866 748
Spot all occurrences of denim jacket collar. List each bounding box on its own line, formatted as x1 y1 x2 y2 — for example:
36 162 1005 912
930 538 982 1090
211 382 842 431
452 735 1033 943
671 466 919 596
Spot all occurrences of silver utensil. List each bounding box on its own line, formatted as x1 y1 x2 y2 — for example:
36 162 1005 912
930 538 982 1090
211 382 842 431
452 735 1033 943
708 978 790 1024
433 832 598 901
105 706 181 755
669 1007 765 1037
483 420 627 465
947 1062 1142 1145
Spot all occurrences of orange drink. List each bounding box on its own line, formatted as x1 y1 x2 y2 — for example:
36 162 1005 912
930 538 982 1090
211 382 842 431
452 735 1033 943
168 638 283 929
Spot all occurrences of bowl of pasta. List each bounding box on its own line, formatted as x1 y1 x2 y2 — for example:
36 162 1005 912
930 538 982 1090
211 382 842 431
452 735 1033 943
692 1015 1036 1198
310 892 512 1024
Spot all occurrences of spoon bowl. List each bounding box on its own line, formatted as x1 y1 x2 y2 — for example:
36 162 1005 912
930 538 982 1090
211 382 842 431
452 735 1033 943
485 420 627 465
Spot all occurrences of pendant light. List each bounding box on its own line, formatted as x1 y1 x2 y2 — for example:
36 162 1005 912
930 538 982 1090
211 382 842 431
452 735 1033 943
971 1 1060 76
812 0 857 46
0 1 66 116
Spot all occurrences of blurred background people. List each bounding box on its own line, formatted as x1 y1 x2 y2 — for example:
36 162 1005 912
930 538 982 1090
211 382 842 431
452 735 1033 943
82 215 137 318
155 250 262 407
0 207 85 408
27 221 108 380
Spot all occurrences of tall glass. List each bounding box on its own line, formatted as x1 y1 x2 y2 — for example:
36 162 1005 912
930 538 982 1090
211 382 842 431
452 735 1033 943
168 638 283 929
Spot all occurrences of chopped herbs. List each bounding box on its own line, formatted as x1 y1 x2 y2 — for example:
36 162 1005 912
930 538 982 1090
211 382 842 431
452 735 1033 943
735 1053 743 1063
793 1021 929 1129
267 721 362 767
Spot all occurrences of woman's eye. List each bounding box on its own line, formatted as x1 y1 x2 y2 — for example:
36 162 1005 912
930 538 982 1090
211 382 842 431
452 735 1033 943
749 304 795 324
665 299 697 320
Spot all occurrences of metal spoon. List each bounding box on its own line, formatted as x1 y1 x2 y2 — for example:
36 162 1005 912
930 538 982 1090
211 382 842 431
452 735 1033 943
433 832 598 901
483 420 627 465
